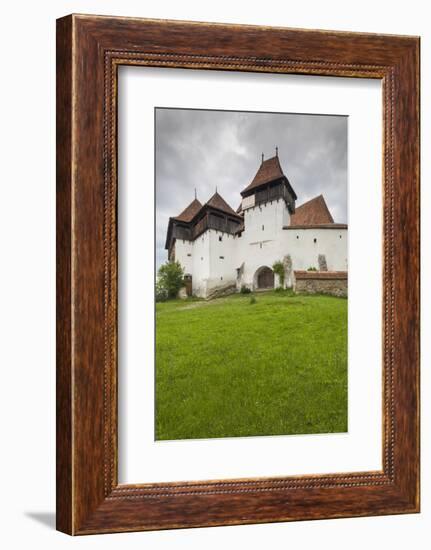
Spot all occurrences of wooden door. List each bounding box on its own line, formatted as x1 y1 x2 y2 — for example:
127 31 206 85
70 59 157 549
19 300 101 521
184 275 192 296
257 267 274 289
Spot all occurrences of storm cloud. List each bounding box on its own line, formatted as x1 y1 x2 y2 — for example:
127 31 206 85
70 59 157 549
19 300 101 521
155 108 347 269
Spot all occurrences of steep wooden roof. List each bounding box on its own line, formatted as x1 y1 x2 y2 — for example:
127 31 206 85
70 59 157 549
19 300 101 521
205 192 239 217
174 198 203 222
241 155 284 194
290 194 334 226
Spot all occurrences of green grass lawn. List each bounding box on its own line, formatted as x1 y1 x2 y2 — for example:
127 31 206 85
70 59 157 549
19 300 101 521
155 291 347 440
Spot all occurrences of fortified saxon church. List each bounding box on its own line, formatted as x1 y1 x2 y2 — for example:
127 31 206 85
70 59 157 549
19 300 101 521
165 150 348 298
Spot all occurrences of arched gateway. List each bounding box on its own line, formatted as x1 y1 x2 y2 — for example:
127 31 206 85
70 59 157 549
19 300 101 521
254 266 275 290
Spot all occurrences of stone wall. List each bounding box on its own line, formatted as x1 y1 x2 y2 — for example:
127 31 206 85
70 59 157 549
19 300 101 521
294 271 348 297
205 282 237 301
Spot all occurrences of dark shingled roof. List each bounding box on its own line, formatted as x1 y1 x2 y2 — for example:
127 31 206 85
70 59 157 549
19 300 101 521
290 195 334 226
174 198 203 222
205 192 239 217
242 155 284 194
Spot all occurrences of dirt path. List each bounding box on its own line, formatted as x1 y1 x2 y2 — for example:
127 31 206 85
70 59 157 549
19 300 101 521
177 297 235 311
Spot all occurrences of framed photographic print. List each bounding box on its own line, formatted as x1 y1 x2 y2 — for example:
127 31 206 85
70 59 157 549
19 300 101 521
56 14 420 535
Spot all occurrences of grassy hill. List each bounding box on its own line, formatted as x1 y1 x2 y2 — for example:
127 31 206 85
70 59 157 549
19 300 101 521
155 291 347 440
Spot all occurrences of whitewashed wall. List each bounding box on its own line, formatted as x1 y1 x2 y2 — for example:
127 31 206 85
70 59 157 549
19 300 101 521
238 200 291 289
241 198 288 245
208 230 238 289
284 228 348 271
191 232 211 296
174 239 194 274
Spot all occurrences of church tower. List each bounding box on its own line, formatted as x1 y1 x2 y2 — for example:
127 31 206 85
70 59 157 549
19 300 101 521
238 149 297 243
239 148 296 213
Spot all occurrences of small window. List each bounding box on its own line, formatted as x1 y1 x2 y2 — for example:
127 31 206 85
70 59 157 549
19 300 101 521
260 243 263 249
314 238 317 243
219 256 224 260
219 236 222 242
339 235 342 239
262 225 265 231
201 257 203 261
296 235 299 239
187 253 192 257
220 276 223 281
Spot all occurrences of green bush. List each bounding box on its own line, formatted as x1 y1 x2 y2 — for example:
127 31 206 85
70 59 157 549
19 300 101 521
249 296 257 305
240 285 251 294
157 260 185 299
307 266 318 272
272 260 285 288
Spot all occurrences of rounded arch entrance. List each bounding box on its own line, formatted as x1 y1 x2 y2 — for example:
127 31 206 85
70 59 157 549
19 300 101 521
253 266 275 290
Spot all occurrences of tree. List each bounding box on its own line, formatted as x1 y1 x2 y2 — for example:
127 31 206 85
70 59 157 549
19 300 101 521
272 260 285 289
157 260 185 299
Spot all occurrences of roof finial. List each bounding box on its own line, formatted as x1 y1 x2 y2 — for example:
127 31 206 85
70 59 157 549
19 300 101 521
276 146 278 157
194 188 197 200
215 185 218 194
261 152 264 165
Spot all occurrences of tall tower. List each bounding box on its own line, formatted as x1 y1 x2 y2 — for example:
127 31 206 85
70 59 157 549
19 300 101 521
240 149 297 213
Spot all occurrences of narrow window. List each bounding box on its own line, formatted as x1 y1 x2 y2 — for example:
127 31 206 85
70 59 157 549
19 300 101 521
262 224 265 231
219 256 224 260
339 235 342 239
219 236 222 242
260 243 262 249
314 238 317 243
220 276 223 281
296 235 299 239
201 257 203 261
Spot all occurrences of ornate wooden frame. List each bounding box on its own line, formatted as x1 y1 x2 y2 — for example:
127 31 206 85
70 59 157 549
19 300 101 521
56 14 420 535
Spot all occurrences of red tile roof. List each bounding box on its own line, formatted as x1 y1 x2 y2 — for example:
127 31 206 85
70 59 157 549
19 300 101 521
174 198 202 222
205 192 239 217
242 155 284 194
290 195 334 226
294 270 347 280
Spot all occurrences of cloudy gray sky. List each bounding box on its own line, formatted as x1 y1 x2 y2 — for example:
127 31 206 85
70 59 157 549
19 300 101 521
155 108 347 269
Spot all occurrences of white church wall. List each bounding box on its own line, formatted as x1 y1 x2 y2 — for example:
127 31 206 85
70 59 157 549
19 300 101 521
284 228 348 271
238 221 347 294
207 230 238 290
174 239 194 275
239 239 281 289
241 198 288 247
191 231 211 297
238 199 292 289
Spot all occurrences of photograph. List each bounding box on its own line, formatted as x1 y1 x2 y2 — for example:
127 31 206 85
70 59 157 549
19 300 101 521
0 0 424 544
155 108 349 441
